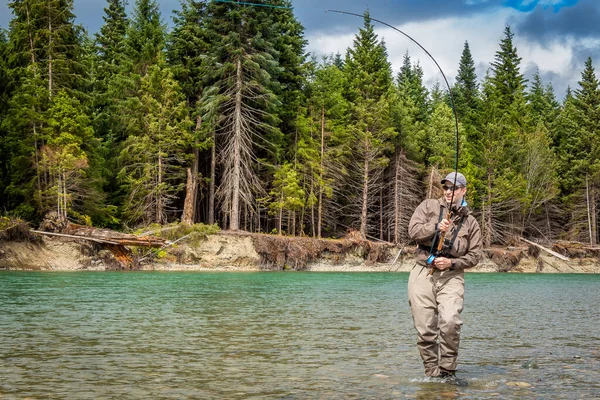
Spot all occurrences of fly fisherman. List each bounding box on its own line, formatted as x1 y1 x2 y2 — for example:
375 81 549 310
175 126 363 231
407 171 482 382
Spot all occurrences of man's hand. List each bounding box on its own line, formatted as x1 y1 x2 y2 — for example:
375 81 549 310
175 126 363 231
433 256 453 270
438 218 452 233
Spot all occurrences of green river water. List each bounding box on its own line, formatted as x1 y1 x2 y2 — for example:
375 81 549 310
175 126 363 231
0 271 599 399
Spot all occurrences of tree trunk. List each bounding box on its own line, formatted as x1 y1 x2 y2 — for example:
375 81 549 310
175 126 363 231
208 130 216 225
318 106 325 239
393 149 400 243
485 170 493 247
311 175 316 237
590 180 597 246
182 116 202 225
360 135 369 238
379 187 383 241
230 58 243 230
157 153 163 224
278 188 283 235
62 170 66 220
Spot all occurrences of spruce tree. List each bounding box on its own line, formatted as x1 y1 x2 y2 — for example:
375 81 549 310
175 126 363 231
168 0 215 224
343 11 396 238
561 57 600 244
305 55 348 238
3 0 92 221
203 0 283 231
490 27 525 100
0 31 10 208
124 0 165 75
477 26 537 244
118 61 192 226
453 41 479 119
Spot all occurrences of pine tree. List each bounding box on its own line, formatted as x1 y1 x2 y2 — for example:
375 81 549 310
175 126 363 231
477 26 534 244
269 0 307 162
40 91 106 222
124 0 165 76
527 70 559 129
490 26 527 112
343 11 396 238
203 1 283 231
169 0 215 225
269 162 305 235
397 51 429 122
118 61 193 226
0 30 10 208
96 0 128 66
558 57 600 244
93 0 129 141
452 41 479 120
3 0 90 220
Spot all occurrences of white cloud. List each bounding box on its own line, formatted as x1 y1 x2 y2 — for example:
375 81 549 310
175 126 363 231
306 6 580 98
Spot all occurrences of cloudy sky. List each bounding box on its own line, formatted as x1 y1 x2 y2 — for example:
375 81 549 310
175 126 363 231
1 0 599 100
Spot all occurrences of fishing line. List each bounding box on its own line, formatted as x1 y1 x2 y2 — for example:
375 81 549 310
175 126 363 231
326 9 461 197
212 0 292 9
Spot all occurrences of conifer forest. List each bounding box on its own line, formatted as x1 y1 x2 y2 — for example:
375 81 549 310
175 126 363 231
1 0 599 247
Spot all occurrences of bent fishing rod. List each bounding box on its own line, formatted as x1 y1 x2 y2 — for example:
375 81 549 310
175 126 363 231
327 10 462 270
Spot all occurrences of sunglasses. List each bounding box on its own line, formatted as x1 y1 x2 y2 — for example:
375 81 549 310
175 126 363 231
442 185 464 191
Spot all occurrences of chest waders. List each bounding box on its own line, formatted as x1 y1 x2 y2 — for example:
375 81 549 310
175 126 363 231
426 204 465 269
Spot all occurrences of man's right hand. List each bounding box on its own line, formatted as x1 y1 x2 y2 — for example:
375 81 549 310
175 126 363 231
438 218 452 233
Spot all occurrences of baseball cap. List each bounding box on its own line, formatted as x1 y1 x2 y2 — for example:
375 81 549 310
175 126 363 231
441 172 467 188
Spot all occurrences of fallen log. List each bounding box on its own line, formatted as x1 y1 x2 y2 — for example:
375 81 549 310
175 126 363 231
31 230 120 245
519 237 570 262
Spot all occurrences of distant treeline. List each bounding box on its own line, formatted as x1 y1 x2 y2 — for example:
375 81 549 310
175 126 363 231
0 0 599 246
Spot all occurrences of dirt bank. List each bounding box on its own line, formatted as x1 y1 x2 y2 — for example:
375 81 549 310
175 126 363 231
1 231 599 273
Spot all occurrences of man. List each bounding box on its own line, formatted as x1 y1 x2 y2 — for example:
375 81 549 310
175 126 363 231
407 171 482 381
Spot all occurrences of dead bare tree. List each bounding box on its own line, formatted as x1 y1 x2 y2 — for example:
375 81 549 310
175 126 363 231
384 149 422 243
214 57 270 230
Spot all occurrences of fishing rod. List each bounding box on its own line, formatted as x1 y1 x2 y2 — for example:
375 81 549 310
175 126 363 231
326 10 462 271
212 0 292 9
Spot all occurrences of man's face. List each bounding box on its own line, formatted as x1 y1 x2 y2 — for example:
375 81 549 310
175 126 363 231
442 184 466 205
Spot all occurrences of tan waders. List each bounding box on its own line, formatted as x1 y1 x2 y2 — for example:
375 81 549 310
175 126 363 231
408 264 464 377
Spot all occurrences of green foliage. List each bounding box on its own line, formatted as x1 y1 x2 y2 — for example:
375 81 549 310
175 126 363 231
118 61 193 226
135 222 220 240
1 5 599 246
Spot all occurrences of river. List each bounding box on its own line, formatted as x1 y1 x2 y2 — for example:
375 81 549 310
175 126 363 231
0 271 598 399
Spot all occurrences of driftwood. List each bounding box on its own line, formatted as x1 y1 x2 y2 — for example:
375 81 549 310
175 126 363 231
519 237 570 262
33 217 168 270
31 230 120 245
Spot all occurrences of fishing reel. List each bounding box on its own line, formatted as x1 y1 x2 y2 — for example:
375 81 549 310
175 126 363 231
426 237 453 265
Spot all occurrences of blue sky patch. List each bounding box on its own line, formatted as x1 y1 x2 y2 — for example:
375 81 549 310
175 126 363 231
504 0 579 13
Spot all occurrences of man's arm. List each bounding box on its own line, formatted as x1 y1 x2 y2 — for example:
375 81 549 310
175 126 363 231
408 200 438 242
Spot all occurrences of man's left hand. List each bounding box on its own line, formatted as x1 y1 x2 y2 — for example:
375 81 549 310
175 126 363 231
433 257 453 270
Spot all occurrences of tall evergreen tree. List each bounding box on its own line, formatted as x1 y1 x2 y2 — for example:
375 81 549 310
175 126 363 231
169 0 215 225
0 30 10 208
118 61 192 225
93 0 129 140
344 11 396 238
124 0 164 75
452 41 479 119
3 0 91 220
527 70 559 129
489 26 528 117
397 51 429 122
203 0 283 231
557 57 600 244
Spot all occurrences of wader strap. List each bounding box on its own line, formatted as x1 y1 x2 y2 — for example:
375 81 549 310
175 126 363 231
447 216 465 252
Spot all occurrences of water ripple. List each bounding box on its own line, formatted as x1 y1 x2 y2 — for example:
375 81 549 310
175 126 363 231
0 271 599 399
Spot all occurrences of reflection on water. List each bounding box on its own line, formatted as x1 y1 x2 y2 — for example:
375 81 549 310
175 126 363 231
0 272 599 399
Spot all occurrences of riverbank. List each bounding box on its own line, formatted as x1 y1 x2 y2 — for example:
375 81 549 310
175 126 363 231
1 230 599 272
